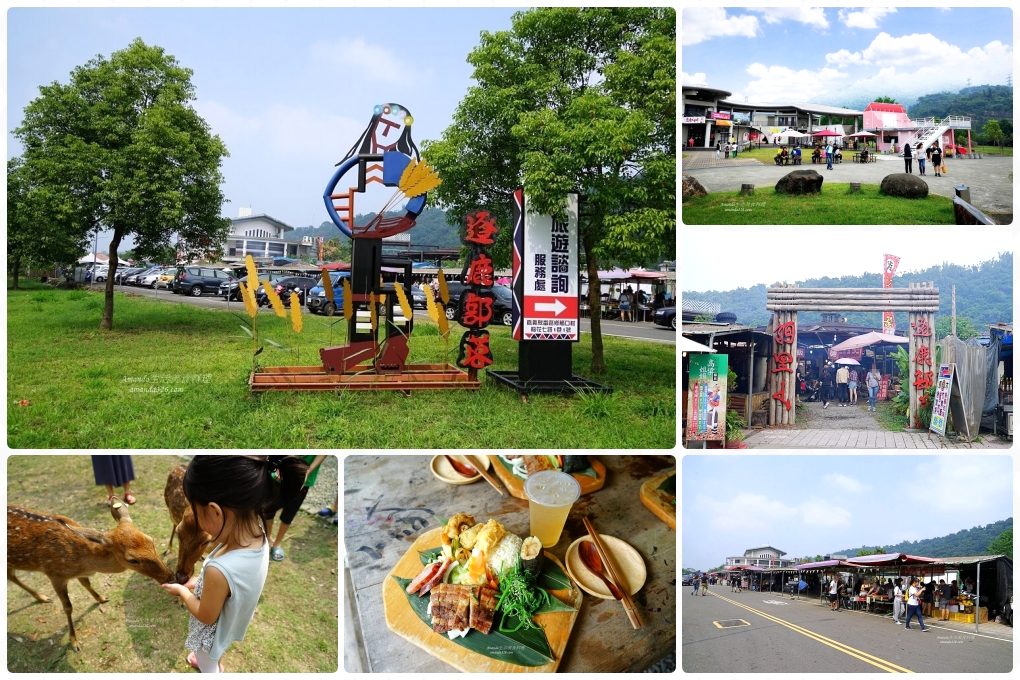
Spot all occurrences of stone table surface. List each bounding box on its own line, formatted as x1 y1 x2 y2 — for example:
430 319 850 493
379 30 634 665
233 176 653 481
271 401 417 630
343 455 676 673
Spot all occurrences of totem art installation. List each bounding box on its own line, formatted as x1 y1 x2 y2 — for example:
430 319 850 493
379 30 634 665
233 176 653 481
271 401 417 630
249 103 483 391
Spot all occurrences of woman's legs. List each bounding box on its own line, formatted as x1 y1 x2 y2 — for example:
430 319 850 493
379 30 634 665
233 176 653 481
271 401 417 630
192 649 222 673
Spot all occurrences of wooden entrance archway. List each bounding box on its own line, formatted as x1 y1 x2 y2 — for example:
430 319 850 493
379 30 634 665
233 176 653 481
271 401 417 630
766 283 939 428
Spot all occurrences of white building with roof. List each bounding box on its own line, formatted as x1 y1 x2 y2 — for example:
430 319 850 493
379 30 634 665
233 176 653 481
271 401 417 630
725 546 797 568
222 208 315 265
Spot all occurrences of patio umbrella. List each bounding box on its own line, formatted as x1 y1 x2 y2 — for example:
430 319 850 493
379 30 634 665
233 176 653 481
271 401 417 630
811 129 839 137
830 331 908 353
775 130 809 142
834 357 861 366
846 131 877 137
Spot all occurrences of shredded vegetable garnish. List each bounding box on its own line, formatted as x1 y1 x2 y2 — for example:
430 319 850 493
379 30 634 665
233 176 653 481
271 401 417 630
496 558 551 633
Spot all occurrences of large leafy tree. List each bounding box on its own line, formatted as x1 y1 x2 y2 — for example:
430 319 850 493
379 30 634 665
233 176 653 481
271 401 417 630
987 528 1012 557
8 158 90 289
425 7 675 373
14 38 230 329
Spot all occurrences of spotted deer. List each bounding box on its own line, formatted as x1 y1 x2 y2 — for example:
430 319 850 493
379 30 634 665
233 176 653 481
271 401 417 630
164 464 212 584
7 500 173 651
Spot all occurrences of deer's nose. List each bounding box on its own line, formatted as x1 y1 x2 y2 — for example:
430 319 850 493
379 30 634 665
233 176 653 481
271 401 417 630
176 572 191 585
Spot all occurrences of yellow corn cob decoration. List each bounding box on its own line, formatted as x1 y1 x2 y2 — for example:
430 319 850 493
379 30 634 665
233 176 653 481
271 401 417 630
289 292 303 333
437 304 449 338
369 292 378 331
424 283 440 322
342 277 353 319
261 278 287 318
437 269 450 305
398 158 442 197
239 280 257 319
321 269 334 303
244 255 259 290
393 283 412 321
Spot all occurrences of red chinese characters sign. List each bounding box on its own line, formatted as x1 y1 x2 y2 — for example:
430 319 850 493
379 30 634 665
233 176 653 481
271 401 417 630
456 211 499 373
911 317 934 393
771 321 796 411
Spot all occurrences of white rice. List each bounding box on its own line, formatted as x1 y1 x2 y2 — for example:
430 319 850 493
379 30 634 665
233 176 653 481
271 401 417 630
487 533 523 575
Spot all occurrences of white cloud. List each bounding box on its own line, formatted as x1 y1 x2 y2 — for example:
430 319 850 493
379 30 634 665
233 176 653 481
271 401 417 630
682 8 759 46
903 457 1012 516
838 7 897 29
751 7 829 29
743 63 848 103
823 473 869 493
308 38 425 84
195 99 363 161
699 492 852 533
681 70 709 86
825 48 863 68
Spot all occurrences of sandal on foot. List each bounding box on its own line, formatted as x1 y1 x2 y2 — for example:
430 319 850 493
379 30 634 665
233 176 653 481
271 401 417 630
187 651 224 672
124 493 137 505
270 546 286 561
317 507 337 518
105 494 116 507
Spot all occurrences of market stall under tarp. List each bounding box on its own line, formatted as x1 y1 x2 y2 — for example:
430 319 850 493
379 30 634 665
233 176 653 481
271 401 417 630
919 554 1013 630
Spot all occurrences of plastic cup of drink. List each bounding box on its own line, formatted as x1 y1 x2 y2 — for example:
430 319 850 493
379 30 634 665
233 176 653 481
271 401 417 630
525 470 581 548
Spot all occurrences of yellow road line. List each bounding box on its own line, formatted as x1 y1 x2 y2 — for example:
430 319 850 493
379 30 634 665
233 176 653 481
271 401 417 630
710 592 913 673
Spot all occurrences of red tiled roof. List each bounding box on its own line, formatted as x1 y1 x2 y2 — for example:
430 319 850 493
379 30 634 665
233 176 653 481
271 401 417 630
864 102 907 113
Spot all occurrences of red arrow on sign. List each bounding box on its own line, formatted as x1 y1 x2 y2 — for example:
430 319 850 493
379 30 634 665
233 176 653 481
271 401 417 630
525 296 578 318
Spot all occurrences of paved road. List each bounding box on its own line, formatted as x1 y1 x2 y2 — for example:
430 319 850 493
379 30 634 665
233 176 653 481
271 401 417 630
683 589 1012 673
103 284 674 344
681 154 1013 218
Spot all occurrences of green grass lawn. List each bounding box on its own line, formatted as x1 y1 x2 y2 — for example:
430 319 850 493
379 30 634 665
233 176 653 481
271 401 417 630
6 454 338 672
7 285 675 448
681 182 956 224
967 144 1013 157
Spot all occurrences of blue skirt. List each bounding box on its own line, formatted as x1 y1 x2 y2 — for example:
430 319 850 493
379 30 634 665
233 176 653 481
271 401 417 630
91 455 135 487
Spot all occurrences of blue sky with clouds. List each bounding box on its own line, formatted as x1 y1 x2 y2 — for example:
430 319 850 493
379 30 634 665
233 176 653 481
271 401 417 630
681 7 1013 106
681 455 1013 570
7 7 520 240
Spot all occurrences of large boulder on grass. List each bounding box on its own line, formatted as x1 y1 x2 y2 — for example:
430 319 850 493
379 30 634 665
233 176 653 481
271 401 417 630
682 174 708 202
775 170 823 195
880 173 929 199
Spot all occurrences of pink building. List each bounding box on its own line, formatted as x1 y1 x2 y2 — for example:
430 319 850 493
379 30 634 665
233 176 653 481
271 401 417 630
863 101 971 155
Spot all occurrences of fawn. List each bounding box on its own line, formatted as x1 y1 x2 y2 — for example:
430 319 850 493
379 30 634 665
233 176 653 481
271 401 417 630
164 464 212 585
7 499 173 651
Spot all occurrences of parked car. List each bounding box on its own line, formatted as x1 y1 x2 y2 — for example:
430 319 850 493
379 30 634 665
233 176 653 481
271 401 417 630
220 272 286 301
126 266 161 286
306 272 351 316
439 281 469 320
154 269 177 289
411 288 427 310
256 276 318 307
92 265 110 282
448 284 514 326
139 267 174 289
173 266 233 296
114 267 144 285
652 305 676 330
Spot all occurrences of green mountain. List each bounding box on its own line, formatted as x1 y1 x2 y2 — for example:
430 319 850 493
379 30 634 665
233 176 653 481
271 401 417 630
833 518 1012 558
909 85 1013 141
285 208 459 248
684 254 1012 330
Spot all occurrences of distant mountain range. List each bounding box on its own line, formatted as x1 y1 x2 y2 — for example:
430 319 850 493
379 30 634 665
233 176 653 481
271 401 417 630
837 85 1012 135
832 518 1012 559
684 254 1012 329
284 207 460 248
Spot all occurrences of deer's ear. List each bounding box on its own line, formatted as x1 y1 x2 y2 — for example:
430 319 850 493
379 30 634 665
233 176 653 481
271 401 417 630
110 499 133 523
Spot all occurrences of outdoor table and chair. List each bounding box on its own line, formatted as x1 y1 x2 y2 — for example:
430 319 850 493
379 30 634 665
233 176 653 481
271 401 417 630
853 152 877 163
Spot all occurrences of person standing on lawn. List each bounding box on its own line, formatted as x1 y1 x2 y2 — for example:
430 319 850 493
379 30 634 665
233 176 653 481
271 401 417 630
264 455 328 562
161 456 271 672
91 455 137 506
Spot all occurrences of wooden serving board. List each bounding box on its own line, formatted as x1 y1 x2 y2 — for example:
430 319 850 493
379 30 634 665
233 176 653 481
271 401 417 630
382 527 582 673
639 470 676 529
488 456 607 500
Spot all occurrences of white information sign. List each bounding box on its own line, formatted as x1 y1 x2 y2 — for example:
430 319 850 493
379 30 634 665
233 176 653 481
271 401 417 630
522 193 579 341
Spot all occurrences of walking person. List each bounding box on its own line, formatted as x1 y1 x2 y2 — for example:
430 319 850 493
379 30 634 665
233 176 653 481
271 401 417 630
829 576 839 611
692 574 700 596
904 578 929 631
892 578 905 624
821 363 835 409
931 144 943 177
825 141 834 170
916 143 926 175
715 140 722 160
866 366 881 412
835 363 850 406
903 141 913 173
848 367 859 405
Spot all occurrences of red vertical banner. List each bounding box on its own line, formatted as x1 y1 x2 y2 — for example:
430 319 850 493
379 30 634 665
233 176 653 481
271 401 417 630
882 254 900 334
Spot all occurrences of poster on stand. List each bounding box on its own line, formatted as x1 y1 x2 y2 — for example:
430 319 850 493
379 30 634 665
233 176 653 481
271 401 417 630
687 354 728 442
929 363 955 436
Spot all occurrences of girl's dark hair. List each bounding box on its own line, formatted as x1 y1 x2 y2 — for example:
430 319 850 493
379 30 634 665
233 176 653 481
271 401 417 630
184 456 277 543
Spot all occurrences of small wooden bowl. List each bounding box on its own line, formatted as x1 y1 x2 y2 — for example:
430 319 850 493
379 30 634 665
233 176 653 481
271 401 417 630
564 534 646 600
430 455 491 485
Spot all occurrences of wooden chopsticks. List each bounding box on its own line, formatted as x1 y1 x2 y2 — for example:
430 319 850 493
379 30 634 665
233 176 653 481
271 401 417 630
454 454 505 496
582 516 643 629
